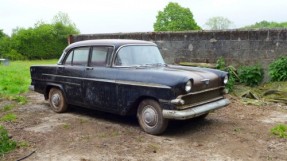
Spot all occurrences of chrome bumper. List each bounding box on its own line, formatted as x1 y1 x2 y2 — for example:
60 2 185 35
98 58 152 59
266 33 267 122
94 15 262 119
29 85 35 91
162 99 230 120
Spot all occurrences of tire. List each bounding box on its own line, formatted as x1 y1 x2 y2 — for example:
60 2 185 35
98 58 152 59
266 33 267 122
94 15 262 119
137 99 168 135
48 88 68 113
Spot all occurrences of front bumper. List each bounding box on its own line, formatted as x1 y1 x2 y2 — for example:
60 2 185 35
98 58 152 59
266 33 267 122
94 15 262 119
162 98 230 120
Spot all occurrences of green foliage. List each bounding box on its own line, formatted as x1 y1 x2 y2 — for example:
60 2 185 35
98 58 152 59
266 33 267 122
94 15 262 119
216 57 226 70
0 126 17 155
243 20 287 29
153 2 201 31
271 124 287 138
0 114 17 122
205 16 234 30
0 59 57 98
3 49 26 60
269 57 287 81
0 12 79 60
238 65 264 86
215 57 238 92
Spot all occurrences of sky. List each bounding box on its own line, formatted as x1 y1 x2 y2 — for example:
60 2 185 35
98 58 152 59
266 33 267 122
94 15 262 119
1 0 287 36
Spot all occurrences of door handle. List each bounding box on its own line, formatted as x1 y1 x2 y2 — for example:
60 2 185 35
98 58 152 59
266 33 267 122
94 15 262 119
86 67 94 70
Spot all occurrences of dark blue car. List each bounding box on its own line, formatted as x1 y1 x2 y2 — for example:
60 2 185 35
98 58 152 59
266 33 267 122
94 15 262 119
30 39 230 135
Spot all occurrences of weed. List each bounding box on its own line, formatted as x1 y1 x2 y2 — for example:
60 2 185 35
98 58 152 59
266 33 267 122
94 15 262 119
17 140 29 148
62 123 71 129
13 95 27 105
271 124 287 139
0 126 17 155
238 65 264 87
2 104 14 112
269 56 287 81
0 113 17 122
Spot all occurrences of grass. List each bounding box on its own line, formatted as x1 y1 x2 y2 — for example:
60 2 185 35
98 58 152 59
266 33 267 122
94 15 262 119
2 104 15 112
0 113 17 122
0 59 57 99
0 125 17 155
271 124 287 139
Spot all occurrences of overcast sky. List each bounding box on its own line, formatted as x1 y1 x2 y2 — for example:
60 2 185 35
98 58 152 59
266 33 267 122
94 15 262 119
1 0 287 35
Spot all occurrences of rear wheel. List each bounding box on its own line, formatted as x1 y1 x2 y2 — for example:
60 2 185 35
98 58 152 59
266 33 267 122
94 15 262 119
48 88 68 113
137 99 168 135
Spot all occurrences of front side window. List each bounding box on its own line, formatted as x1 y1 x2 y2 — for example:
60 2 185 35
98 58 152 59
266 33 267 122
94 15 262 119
64 47 90 66
114 45 164 66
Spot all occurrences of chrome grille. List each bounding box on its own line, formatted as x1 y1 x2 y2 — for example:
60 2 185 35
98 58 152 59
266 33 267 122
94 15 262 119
177 88 224 110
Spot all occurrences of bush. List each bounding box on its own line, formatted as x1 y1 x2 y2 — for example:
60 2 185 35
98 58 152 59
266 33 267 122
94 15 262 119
0 126 17 155
269 57 287 81
3 49 26 60
238 65 264 86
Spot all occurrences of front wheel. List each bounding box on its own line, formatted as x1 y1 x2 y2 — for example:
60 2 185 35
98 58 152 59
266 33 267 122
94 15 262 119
48 88 68 113
137 99 168 135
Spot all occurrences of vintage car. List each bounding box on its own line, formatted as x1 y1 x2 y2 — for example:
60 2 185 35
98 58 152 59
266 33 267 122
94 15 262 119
30 39 230 135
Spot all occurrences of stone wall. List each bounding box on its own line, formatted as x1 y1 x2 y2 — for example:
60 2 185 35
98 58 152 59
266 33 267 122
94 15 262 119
69 29 287 74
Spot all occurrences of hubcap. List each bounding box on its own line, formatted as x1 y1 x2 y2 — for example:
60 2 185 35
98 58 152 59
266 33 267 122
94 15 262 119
51 93 60 107
142 105 158 127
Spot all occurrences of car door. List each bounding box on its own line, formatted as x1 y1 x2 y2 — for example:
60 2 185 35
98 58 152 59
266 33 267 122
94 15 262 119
57 47 90 106
83 46 119 112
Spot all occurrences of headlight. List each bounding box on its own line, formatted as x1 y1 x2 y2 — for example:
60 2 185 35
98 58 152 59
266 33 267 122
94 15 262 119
185 80 192 92
223 75 228 84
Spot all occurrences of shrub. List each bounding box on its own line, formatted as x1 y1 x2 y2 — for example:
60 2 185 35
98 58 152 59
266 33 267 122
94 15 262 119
0 126 17 155
238 65 264 86
269 57 287 81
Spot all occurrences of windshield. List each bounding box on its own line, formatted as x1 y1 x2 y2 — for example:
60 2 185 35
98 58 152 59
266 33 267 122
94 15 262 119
114 45 165 67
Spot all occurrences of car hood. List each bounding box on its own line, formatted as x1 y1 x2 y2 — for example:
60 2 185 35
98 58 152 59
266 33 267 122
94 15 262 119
92 65 227 93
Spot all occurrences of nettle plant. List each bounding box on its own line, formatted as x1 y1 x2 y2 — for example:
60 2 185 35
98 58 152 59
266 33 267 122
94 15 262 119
269 57 287 81
238 64 264 87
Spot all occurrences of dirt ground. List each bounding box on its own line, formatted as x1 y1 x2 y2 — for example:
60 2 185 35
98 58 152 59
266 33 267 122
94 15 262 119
1 91 287 161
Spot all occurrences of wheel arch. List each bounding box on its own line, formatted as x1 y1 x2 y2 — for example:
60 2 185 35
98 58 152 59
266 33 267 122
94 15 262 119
44 83 66 100
126 95 160 116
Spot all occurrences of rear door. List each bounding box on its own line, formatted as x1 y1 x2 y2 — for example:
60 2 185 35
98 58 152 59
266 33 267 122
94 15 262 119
57 47 90 106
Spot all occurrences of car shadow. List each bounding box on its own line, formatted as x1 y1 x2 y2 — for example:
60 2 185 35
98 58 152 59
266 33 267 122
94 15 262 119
66 105 219 136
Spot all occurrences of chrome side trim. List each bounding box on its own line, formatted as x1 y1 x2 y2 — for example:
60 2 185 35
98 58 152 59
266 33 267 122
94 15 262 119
42 74 170 89
163 99 230 120
115 80 170 89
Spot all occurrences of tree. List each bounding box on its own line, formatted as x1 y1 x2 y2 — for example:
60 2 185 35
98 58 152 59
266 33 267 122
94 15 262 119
4 12 80 60
153 2 201 31
205 16 234 30
243 20 287 29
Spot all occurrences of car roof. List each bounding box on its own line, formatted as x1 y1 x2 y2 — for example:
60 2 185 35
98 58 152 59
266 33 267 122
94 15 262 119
65 39 156 51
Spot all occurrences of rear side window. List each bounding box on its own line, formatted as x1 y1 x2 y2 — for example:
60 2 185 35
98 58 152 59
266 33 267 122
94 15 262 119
64 47 90 66
90 47 111 66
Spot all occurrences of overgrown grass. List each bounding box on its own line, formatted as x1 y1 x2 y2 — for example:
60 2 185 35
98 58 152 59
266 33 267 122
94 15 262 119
0 113 17 122
0 126 17 155
0 59 57 99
